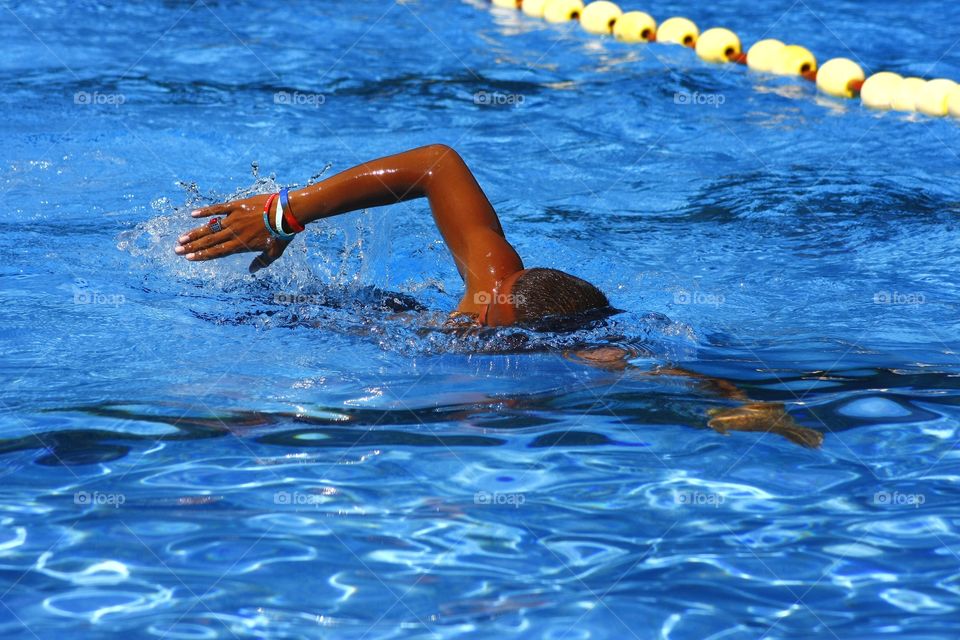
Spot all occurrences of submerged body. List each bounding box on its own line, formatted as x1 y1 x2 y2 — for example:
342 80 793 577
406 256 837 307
175 145 823 448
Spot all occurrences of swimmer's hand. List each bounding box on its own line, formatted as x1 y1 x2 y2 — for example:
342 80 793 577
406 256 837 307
707 402 823 448
565 350 823 448
174 195 291 273
566 346 637 371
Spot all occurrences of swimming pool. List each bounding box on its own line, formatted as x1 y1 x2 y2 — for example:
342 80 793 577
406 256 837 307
3 0 960 637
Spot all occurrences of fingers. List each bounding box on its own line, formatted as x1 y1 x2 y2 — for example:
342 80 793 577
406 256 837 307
177 222 217 246
785 427 824 448
707 404 824 448
706 417 730 435
185 239 245 261
175 228 232 255
191 202 235 219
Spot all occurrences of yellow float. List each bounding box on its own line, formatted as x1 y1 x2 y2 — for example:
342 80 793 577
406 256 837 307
695 28 741 64
612 11 656 42
948 86 960 118
658 17 699 46
543 0 584 23
860 72 903 110
746 39 785 73
772 45 817 76
521 0 549 18
580 1 622 34
916 78 959 117
890 77 927 112
816 58 865 98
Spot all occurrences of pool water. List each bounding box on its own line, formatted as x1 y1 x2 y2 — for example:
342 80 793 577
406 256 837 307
3 0 960 637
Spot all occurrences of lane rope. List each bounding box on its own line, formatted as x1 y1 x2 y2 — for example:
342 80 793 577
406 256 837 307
485 0 960 118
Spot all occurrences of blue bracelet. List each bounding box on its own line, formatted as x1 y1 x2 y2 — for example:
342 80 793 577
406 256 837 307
279 188 291 223
273 189 297 241
263 211 283 239
279 188 306 233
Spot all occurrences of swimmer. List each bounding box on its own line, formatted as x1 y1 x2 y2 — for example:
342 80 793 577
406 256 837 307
175 144 823 448
175 144 607 327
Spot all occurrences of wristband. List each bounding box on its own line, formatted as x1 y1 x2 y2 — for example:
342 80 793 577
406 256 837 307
279 188 305 233
262 193 283 240
273 192 297 241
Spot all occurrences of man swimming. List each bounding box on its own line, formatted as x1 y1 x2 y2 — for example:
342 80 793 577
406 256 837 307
175 144 824 448
175 144 609 328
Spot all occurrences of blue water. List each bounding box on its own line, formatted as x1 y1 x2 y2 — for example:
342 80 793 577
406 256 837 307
3 0 960 637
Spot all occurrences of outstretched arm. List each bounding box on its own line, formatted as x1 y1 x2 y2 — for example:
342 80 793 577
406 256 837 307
175 145 523 315
568 347 824 448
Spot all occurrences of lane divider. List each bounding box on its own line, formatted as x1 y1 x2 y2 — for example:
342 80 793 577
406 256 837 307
485 0 960 119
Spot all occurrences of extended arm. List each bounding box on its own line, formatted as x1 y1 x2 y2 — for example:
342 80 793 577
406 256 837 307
568 347 824 448
176 145 523 315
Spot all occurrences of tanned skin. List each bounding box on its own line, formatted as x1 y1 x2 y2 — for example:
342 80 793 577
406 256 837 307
174 144 823 448
176 144 524 325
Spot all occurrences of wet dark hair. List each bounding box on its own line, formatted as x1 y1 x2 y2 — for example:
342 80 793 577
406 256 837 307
510 268 612 328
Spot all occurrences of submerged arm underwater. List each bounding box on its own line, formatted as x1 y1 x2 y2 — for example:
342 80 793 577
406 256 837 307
568 346 824 449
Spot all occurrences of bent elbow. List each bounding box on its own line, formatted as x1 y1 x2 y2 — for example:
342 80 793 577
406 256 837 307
419 143 466 183
422 143 461 165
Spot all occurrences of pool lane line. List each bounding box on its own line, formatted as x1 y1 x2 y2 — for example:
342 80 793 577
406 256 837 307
485 0 960 118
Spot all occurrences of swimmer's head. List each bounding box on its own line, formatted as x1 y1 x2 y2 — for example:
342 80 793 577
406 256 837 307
484 268 612 329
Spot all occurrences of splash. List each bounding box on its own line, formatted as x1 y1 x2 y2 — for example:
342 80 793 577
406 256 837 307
115 162 395 299
116 166 697 359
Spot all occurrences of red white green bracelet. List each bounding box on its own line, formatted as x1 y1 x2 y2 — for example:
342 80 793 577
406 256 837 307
262 193 284 240
262 190 304 241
